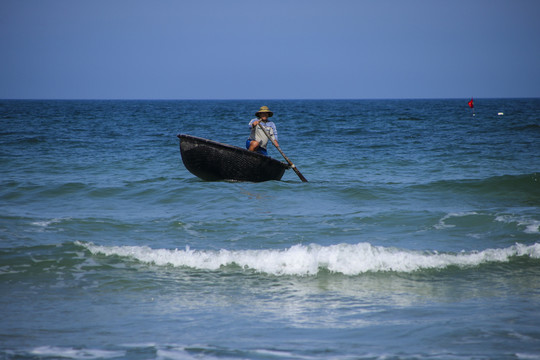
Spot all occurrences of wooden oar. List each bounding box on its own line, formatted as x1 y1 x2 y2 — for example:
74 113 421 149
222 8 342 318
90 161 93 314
257 123 308 182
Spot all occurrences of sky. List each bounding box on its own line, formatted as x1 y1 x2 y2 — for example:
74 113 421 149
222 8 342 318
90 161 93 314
1 0 539 100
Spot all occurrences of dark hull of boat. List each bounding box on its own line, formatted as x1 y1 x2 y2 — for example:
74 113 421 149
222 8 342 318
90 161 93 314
177 134 289 182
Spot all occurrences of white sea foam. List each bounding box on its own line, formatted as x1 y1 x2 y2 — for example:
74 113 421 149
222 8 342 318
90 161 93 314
525 222 540 234
31 218 66 228
78 241 540 276
434 212 478 230
495 215 540 234
156 348 199 360
29 346 125 359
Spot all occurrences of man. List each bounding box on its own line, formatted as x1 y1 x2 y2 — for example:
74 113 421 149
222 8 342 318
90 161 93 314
246 106 279 156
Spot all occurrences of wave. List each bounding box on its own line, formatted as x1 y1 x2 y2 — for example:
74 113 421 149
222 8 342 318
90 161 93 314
27 346 125 359
78 241 540 276
413 173 540 198
512 123 540 132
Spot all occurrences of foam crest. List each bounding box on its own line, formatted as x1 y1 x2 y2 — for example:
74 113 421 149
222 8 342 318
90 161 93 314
496 215 540 234
79 242 540 276
29 346 125 359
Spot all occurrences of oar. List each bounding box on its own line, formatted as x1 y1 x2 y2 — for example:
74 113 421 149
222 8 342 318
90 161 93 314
257 123 308 182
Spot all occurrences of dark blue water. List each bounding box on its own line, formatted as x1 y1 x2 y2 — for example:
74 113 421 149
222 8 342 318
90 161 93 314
1 99 540 359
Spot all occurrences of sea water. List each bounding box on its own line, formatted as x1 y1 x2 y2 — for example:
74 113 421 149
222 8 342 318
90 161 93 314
1 99 539 359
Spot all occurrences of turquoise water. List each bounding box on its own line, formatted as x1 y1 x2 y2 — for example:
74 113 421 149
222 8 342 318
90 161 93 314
1 99 540 359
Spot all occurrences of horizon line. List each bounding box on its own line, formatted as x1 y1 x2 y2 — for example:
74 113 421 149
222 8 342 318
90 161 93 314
1 96 539 101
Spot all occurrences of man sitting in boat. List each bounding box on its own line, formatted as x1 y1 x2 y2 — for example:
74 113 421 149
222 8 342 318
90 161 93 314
246 106 279 156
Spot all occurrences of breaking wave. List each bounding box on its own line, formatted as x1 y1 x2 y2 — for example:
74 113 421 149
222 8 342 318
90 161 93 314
79 241 540 276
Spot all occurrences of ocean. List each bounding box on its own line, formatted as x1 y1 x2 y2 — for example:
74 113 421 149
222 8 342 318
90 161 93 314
1 99 539 359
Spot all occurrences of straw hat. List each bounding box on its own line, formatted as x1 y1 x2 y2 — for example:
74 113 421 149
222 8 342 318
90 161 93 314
255 106 273 118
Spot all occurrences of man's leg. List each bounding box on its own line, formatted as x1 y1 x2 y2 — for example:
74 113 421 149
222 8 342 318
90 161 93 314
248 140 260 152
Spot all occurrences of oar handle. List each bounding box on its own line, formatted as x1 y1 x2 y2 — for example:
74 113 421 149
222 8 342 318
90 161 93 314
257 123 308 182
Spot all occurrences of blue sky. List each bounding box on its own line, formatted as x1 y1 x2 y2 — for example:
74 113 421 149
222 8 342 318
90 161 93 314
1 0 539 99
